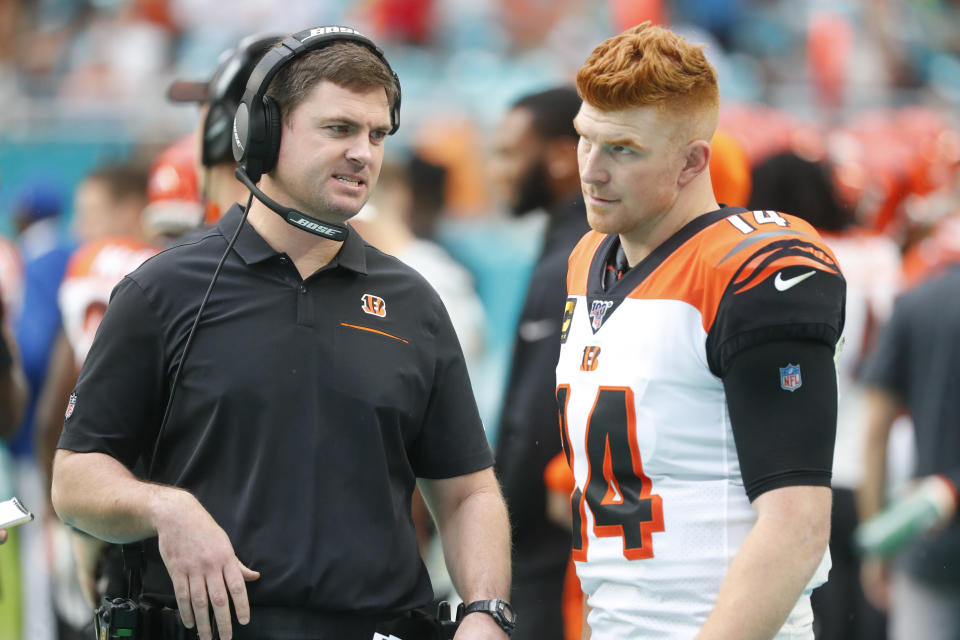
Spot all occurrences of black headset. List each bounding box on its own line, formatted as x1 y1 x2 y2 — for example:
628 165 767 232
232 25 401 183
201 33 283 167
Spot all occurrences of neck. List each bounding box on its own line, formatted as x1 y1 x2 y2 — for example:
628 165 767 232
208 165 251 217
619 178 719 267
246 199 343 278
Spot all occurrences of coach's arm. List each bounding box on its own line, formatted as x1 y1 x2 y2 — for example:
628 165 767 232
420 467 512 639
52 449 259 640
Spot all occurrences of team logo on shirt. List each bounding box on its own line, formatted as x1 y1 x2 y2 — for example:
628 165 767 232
65 392 77 419
361 294 386 318
779 364 802 391
589 299 614 331
560 297 577 344
580 346 601 371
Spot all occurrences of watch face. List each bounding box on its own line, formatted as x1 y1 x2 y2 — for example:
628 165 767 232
496 600 517 625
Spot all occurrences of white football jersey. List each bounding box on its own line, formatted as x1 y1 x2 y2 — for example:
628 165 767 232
556 208 845 639
59 237 158 368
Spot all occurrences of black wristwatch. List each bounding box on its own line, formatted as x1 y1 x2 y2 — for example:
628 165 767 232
463 599 516 636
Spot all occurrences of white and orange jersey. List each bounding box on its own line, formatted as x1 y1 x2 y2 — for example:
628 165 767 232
59 237 158 368
556 207 845 639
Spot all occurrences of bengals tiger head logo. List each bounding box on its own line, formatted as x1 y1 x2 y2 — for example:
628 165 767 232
361 293 386 318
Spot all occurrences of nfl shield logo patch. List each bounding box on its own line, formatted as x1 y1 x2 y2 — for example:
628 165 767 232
779 364 802 392
589 300 614 331
65 392 77 419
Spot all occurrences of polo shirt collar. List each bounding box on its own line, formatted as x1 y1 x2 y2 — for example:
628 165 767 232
217 204 368 274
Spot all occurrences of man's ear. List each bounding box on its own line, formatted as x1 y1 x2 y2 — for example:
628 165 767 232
677 139 711 188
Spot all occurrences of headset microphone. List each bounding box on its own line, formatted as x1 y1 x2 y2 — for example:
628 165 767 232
234 167 348 241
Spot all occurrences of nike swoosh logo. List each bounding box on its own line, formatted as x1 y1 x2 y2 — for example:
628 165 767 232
518 318 556 342
774 270 817 291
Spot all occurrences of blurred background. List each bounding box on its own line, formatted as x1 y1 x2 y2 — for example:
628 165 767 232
2 0 959 430
1 0 960 638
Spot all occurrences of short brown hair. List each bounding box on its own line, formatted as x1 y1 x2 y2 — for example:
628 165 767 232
576 22 718 118
266 41 399 123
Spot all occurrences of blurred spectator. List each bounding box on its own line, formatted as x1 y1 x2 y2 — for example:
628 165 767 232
858 263 960 640
489 85 587 640
5 176 74 640
37 144 195 638
71 164 149 245
749 151 899 640
8 177 74 460
0 233 24 331
362 0 438 46
901 214 960 289
405 154 449 240
0 283 27 443
19 161 147 640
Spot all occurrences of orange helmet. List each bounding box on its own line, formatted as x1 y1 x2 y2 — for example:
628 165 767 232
143 134 204 237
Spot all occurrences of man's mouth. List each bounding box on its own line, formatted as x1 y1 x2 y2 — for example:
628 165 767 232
334 175 363 187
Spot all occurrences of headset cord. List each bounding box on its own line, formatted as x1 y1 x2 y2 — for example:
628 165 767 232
146 191 255 480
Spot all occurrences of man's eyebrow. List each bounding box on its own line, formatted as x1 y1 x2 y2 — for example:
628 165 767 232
603 137 643 149
314 115 391 131
573 122 644 150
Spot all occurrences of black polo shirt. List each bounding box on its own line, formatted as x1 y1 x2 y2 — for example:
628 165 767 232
58 205 493 615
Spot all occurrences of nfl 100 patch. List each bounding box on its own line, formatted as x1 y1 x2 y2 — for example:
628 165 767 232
589 299 614 331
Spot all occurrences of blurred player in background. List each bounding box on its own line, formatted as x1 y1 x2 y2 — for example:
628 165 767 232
167 32 283 223
489 85 588 640
556 23 845 638
36 145 205 637
858 262 960 640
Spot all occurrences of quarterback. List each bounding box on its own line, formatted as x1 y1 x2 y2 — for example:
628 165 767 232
556 23 846 639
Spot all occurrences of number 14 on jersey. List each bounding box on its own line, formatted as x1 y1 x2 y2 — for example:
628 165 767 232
556 385 665 561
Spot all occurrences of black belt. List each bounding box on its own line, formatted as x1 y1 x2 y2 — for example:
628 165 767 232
148 606 447 640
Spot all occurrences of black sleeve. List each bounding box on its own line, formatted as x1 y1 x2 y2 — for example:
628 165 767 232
723 338 837 502
57 276 167 469
408 293 493 479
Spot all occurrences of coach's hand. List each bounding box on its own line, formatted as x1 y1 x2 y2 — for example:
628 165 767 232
154 490 259 640
454 611 510 639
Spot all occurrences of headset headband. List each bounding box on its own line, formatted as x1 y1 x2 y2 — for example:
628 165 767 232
243 27 399 130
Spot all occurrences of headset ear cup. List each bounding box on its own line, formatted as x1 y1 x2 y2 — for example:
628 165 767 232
261 96 283 175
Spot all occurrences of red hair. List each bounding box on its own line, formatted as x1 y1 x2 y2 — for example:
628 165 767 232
577 22 718 119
